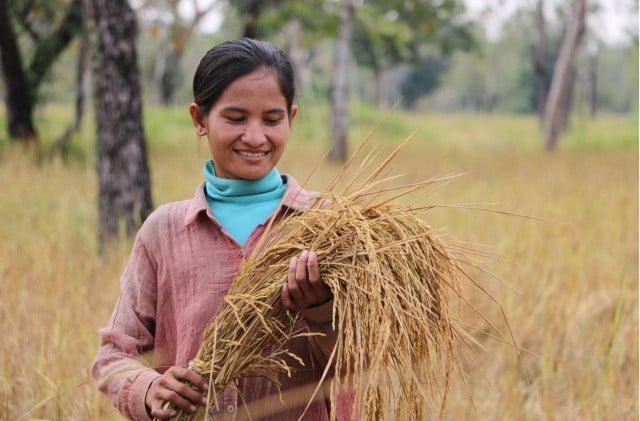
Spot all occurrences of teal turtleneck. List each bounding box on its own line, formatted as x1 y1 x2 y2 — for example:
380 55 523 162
203 160 286 246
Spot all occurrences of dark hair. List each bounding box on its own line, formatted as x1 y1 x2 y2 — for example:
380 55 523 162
192 38 296 116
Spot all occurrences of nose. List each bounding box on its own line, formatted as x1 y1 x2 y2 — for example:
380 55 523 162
241 120 266 147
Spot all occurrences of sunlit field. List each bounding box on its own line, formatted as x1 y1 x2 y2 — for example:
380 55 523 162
0 104 637 420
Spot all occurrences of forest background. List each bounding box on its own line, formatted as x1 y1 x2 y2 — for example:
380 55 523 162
0 0 638 419
11 0 637 121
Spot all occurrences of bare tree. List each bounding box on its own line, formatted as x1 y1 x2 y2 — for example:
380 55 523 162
91 0 153 249
241 0 262 38
0 0 83 143
534 0 548 121
543 0 587 151
0 0 36 142
147 0 217 105
584 41 599 117
329 0 354 162
52 0 91 156
283 18 311 100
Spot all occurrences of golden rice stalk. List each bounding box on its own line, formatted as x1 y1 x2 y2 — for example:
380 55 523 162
163 136 472 420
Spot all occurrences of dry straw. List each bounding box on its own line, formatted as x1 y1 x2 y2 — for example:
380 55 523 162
161 128 484 420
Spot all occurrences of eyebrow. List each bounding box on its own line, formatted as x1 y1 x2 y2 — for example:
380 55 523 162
221 106 286 114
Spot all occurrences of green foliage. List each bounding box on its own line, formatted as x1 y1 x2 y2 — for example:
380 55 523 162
423 12 539 113
3 0 635 120
591 44 639 113
401 57 447 108
258 0 339 43
419 3 638 115
254 0 475 106
352 0 475 71
8 0 82 105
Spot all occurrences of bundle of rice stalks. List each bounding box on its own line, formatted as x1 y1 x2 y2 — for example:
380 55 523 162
163 135 481 420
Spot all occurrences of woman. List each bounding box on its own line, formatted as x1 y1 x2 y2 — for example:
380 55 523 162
92 38 351 420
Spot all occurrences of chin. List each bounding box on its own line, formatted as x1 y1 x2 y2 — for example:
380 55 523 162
239 170 269 180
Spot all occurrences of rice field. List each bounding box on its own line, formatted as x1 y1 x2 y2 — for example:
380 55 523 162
0 104 637 420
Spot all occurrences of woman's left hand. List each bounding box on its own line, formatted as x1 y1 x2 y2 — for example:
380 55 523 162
282 250 333 322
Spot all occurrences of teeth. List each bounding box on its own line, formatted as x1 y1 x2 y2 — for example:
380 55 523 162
237 151 266 158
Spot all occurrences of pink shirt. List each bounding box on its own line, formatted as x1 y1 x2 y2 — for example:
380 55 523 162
91 175 353 420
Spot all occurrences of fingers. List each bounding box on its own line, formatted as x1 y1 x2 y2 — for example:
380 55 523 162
284 255 304 308
305 251 321 287
282 251 332 311
146 367 208 419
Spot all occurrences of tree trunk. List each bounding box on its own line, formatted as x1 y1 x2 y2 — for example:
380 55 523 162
154 1 186 106
284 18 311 99
152 1 215 105
52 0 91 156
374 66 383 107
27 0 82 94
329 0 354 163
558 68 575 131
242 0 263 39
586 50 598 117
534 0 547 121
154 47 184 105
0 0 82 143
91 0 153 248
0 0 37 142
542 0 587 151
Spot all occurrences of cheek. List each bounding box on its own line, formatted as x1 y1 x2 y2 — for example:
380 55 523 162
207 126 237 147
271 125 292 143
206 135 228 158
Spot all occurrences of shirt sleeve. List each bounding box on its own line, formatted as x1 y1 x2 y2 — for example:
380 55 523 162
91 237 160 421
305 310 356 420
303 300 339 369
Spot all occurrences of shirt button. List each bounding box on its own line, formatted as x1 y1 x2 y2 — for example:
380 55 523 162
226 404 236 412
238 249 244 257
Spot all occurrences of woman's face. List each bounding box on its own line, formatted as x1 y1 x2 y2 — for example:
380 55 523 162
190 68 297 180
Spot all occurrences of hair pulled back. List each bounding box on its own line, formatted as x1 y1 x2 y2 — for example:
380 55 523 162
192 38 296 116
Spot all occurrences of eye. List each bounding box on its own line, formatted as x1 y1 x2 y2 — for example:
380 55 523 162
264 117 281 125
263 112 285 125
225 115 245 123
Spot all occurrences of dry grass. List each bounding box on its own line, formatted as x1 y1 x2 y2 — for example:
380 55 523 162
0 107 637 420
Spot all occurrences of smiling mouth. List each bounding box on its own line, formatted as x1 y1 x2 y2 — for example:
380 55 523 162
236 150 269 158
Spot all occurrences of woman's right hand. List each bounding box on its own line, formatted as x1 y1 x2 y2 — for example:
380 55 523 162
145 366 209 419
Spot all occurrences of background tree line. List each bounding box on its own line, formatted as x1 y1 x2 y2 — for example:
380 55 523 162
2 0 636 145
0 0 637 246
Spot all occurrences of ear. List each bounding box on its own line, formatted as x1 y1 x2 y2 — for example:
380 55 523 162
289 105 298 125
189 103 207 136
